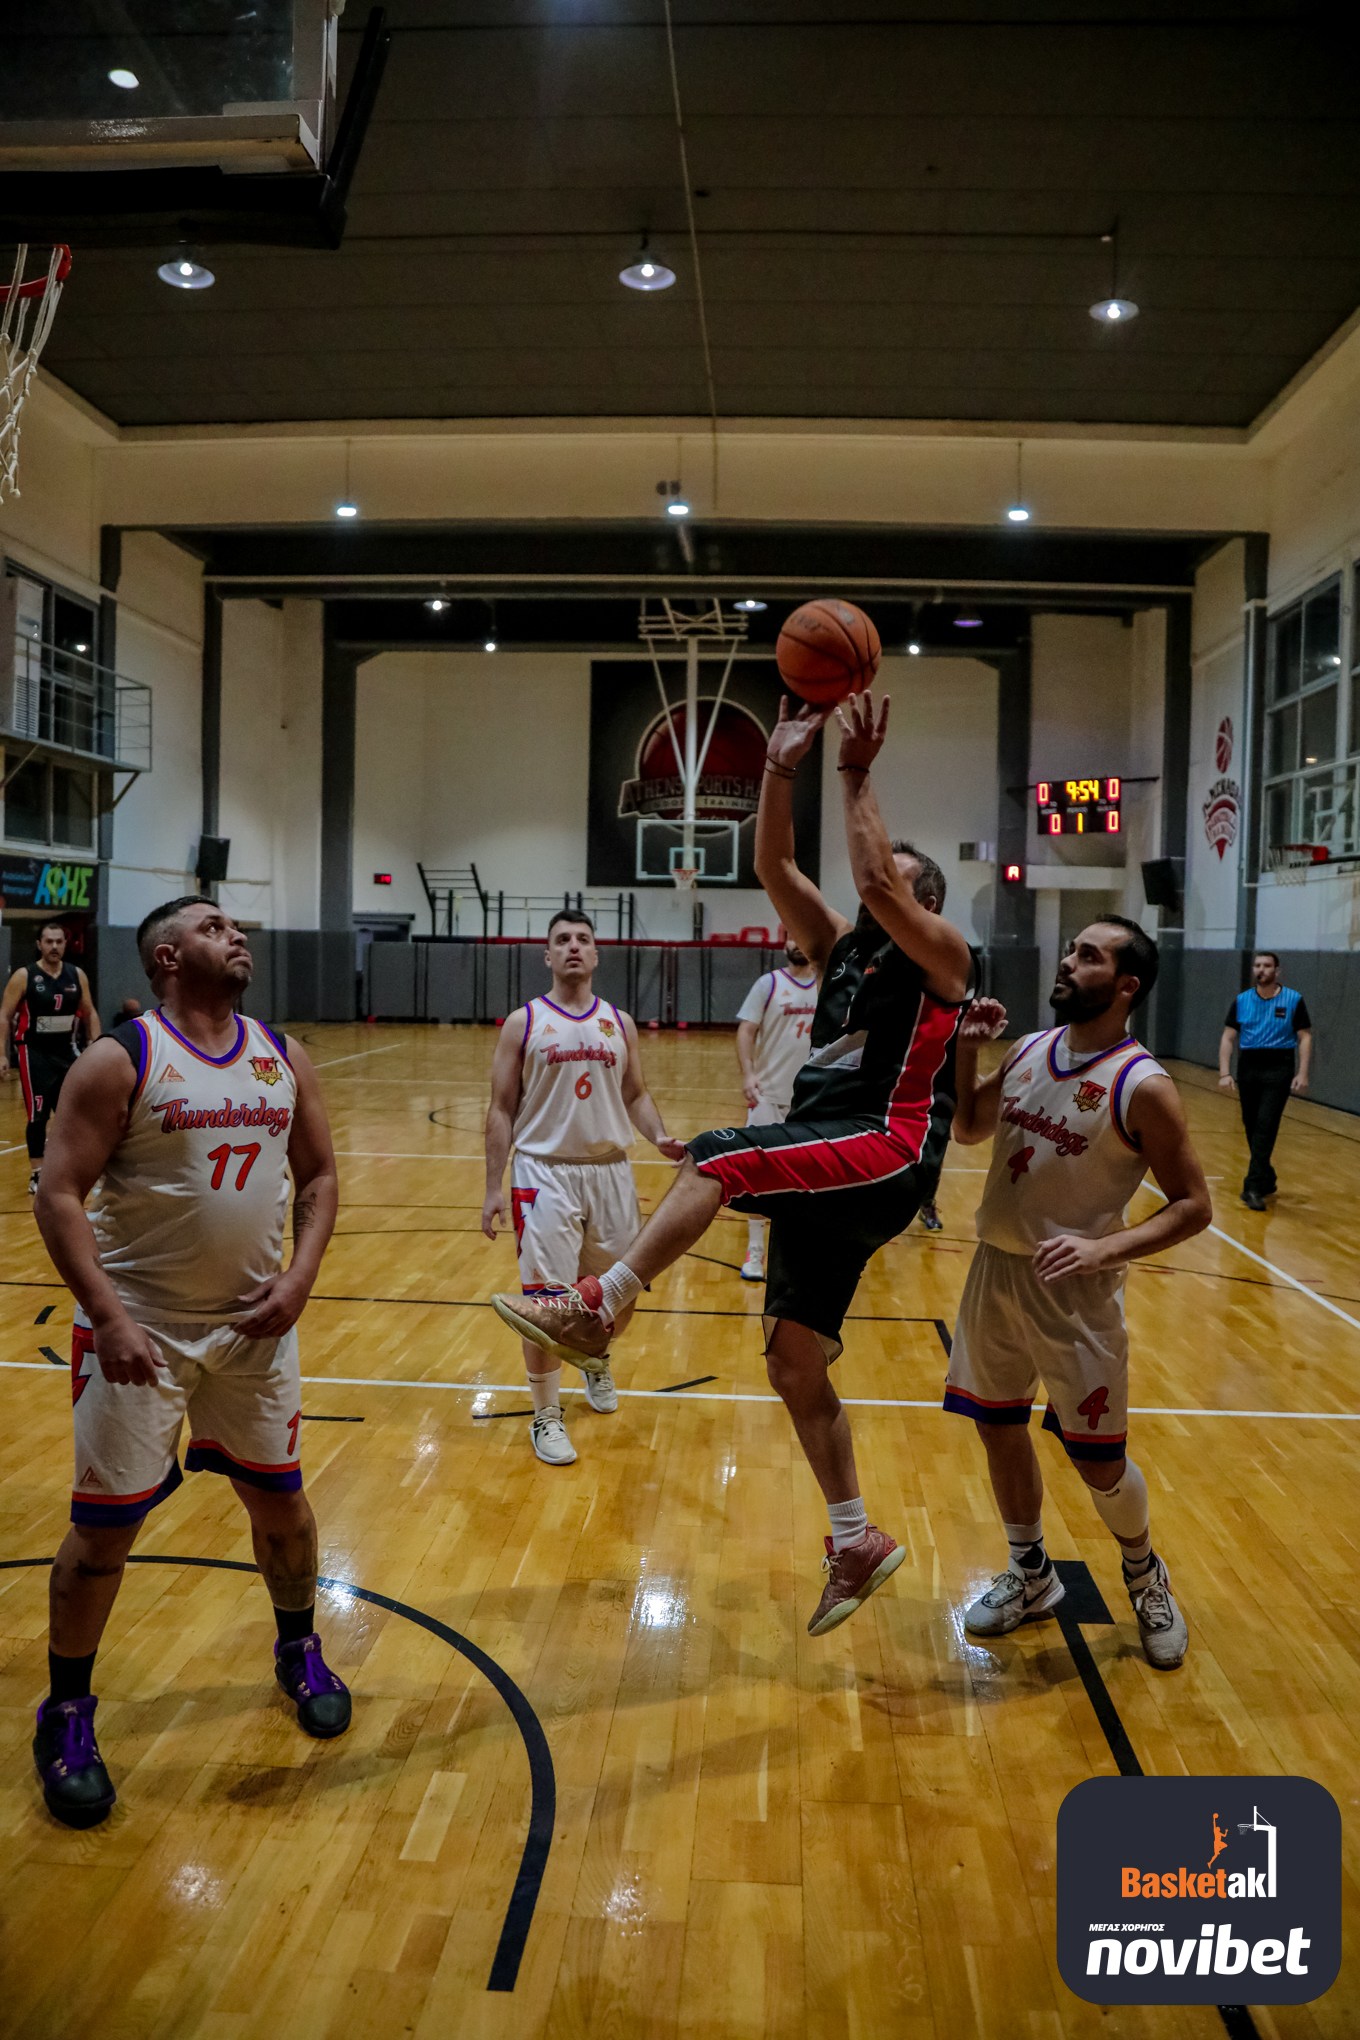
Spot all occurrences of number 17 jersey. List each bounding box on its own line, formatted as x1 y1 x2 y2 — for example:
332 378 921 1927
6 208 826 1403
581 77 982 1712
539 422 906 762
90 1010 297 1321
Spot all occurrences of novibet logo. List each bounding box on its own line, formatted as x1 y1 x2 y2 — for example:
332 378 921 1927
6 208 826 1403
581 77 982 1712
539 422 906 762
1057 1777 1340 2006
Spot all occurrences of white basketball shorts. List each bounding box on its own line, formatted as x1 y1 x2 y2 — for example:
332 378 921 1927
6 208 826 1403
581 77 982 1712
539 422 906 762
69 1308 303 1527
510 1153 641 1293
745 1094 792 1130
943 1240 1130 1465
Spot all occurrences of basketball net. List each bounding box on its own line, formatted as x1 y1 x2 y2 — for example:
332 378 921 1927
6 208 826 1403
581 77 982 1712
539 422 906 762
639 600 749 889
0 245 71 504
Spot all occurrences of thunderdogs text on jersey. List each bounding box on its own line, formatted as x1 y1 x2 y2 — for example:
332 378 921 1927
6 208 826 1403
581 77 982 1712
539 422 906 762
1001 1095 1089 1158
150 1096 293 1138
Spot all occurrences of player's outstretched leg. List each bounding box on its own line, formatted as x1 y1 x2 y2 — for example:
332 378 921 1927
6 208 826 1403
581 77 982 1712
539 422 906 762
34 1520 138 1827
493 1157 722 1369
1079 1458 1187 1669
764 1320 904 1634
963 1424 1066 1635
234 1483 352 1737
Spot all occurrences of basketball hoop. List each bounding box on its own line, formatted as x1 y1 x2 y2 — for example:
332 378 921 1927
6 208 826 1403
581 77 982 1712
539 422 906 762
672 866 700 892
0 244 71 504
1264 843 1327 887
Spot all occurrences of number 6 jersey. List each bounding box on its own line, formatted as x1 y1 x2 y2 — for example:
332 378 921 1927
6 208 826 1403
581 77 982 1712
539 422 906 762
511 995 633 1161
90 1010 296 1320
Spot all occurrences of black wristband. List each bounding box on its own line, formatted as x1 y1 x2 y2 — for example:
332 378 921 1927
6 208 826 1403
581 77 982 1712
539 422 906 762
764 760 796 780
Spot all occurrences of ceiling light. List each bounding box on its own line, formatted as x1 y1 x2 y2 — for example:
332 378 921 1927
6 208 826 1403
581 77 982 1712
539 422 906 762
108 68 140 89
620 235 676 292
158 257 215 290
1007 505 1030 523
484 639 497 653
954 612 983 629
907 641 922 656
735 599 767 612
1090 297 1138 323
666 499 690 518
426 598 447 612
335 501 359 519
74 641 89 653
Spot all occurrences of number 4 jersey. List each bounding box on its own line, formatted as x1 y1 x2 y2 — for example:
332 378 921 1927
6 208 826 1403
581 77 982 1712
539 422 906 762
974 1025 1167 1255
90 1010 296 1320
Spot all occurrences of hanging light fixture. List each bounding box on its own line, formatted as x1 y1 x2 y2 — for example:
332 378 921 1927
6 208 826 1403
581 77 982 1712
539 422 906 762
335 439 358 519
158 251 215 290
1006 440 1031 522
620 234 676 292
1090 220 1139 323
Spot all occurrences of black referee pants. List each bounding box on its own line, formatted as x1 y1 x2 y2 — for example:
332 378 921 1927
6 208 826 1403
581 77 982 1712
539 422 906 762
1237 1049 1295 1196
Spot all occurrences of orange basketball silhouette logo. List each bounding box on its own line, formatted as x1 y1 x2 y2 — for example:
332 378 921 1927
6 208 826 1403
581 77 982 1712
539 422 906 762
1207 1812 1229 1872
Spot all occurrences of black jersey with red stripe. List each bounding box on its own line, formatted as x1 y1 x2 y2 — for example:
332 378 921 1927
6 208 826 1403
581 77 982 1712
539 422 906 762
788 928 969 1159
13 960 82 1064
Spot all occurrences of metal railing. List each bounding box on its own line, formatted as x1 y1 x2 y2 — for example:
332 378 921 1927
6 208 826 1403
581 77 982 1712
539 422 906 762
415 863 639 940
4 636 152 773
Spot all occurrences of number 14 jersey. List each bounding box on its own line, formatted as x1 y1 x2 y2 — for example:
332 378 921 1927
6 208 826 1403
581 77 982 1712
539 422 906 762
91 1010 296 1320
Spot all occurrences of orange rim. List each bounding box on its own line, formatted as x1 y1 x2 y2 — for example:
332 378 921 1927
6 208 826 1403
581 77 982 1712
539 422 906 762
0 244 72 304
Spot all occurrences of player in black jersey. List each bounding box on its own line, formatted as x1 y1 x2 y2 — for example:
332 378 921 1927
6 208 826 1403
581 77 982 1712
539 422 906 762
495 689 974 1634
1 920 99 1193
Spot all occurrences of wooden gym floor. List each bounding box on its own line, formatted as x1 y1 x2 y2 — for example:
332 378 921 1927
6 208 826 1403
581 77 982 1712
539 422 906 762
0 1022 1356 2040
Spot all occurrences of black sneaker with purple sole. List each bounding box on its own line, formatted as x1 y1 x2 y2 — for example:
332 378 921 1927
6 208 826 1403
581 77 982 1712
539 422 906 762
33 1695 117 1829
274 1634 352 1738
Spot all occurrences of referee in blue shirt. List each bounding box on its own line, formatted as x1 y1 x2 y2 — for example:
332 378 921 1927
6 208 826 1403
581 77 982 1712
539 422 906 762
1218 952 1313 1210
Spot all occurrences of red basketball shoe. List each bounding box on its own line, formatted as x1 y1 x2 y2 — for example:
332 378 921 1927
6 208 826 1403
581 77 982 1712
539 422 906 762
806 1527 905 1635
492 1279 612 1372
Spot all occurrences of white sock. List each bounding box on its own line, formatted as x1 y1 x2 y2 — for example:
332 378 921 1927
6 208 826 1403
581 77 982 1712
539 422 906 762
827 1497 869 1551
597 1261 642 1323
527 1366 562 1415
1003 1517 1049 1576
747 1219 766 1257
1086 1460 1153 1575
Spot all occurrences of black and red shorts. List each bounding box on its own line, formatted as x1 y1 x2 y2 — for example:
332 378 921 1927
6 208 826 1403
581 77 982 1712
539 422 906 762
688 1116 925 1356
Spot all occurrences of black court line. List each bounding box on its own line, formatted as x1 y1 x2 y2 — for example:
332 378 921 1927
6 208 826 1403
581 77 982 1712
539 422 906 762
474 1406 536 1421
39 1345 63 1367
933 1319 952 1357
0 1554 554 1994
685 1249 745 1273
1052 1560 1261 2040
300 1413 365 1424
34 1304 54 1325
658 1374 718 1393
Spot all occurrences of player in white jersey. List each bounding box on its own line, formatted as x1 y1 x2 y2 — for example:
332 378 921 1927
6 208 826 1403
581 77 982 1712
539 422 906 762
483 908 681 1465
947 916 1211 1669
30 897 347 1829
734 938 817 1281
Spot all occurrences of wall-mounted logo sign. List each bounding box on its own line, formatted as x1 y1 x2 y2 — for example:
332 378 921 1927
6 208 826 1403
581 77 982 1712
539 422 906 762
0 854 99 914
1203 717 1240 861
1058 1775 1340 2006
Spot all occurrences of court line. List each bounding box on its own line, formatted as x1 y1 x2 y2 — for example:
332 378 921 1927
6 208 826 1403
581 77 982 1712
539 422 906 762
3 1357 1344 1422
0 1554 556 1996
1141 1186 1360 1336
312 1045 405 1070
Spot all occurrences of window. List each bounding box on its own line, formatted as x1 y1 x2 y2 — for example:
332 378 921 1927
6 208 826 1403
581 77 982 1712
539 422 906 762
3 565 102 756
1261 574 1356 856
2 757 96 849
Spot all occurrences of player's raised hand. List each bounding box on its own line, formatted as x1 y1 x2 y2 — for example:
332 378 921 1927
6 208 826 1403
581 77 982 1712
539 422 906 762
1032 1233 1114 1284
481 1184 507 1240
766 694 832 773
960 996 1008 1041
94 1311 166 1387
834 688 890 771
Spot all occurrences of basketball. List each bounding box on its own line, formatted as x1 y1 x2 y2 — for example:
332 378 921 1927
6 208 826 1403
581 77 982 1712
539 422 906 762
775 599 882 706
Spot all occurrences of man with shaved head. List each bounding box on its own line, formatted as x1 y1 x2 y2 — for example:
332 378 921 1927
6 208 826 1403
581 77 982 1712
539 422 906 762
30 895 350 1829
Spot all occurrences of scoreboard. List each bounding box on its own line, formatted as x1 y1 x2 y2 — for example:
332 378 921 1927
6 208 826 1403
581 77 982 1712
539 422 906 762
1036 776 1122 836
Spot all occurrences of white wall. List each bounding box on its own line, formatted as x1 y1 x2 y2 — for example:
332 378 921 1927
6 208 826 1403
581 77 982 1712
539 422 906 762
1027 614 1134 870
1121 606 1166 926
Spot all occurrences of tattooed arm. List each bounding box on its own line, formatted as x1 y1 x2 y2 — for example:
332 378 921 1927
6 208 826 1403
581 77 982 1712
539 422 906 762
237 1037 339 1337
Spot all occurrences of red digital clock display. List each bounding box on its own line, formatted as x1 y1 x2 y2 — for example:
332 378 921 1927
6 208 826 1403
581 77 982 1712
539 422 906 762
1036 777 1122 836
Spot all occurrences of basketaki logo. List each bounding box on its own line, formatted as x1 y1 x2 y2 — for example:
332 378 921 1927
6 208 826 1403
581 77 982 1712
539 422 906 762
1203 718 1240 862
1057 1775 1340 2005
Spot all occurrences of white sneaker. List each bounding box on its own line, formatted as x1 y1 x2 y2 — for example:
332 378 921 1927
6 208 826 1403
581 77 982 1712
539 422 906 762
583 1363 618 1414
529 1406 577 1465
740 1251 765 1283
27 1171 39 1197
1126 1556 1188 1669
964 1563 1065 1635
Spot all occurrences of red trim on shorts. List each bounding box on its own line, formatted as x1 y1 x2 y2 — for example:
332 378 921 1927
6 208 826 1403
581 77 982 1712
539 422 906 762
187 1437 300 1475
15 1043 35 1119
943 1383 1035 1411
884 992 963 1157
72 1478 168 1507
697 1124 914 1201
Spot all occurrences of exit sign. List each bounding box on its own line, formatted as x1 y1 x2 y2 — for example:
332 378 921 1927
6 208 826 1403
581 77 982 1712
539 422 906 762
374 872 393 885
